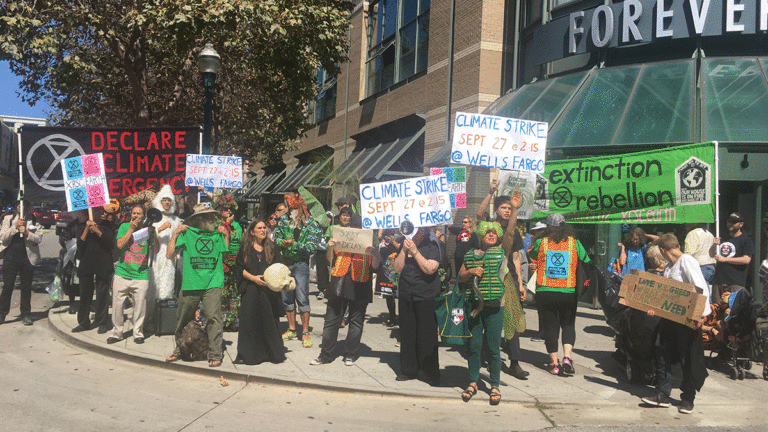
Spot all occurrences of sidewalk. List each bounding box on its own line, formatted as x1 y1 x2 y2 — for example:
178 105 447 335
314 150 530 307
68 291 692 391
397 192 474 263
46 284 768 408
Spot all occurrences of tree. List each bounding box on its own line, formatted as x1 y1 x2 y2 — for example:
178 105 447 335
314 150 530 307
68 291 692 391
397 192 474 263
0 0 351 164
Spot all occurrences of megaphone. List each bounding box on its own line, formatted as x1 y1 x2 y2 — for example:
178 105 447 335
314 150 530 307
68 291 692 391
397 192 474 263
399 220 416 239
146 208 163 226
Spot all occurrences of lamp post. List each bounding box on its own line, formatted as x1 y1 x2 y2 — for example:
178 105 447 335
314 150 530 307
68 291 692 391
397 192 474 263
198 41 221 155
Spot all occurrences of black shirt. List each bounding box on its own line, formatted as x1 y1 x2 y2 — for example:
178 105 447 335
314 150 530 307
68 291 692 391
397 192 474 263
76 221 116 277
713 233 754 286
398 240 442 301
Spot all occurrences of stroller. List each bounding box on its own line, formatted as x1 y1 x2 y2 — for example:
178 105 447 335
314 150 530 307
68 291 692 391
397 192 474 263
597 269 657 384
707 288 768 380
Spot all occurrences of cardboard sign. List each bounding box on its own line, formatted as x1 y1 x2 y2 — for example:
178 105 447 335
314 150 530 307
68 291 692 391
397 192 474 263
331 226 373 255
451 112 547 173
360 174 453 229
185 154 243 189
430 167 466 208
497 169 536 219
61 153 110 212
618 270 707 329
531 142 715 224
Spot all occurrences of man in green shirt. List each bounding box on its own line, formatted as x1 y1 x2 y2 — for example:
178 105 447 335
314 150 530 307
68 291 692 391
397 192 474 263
108 206 155 344
164 203 230 367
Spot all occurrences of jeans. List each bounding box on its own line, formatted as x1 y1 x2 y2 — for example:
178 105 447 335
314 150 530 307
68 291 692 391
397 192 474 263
699 264 715 284
655 320 698 402
467 305 504 387
282 261 310 313
318 296 368 360
0 258 34 317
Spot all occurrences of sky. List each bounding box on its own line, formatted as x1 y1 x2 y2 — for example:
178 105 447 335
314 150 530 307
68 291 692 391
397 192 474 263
0 61 50 120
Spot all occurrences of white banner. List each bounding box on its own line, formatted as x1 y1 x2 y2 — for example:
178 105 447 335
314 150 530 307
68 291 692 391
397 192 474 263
360 174 453 229
61 153 110 212
331 226 373 255
451 112 547 173
497 169 536 219
185 154 243 189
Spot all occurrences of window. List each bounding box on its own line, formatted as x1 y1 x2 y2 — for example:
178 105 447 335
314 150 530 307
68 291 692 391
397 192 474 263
366 0 430 96
309 67 337 124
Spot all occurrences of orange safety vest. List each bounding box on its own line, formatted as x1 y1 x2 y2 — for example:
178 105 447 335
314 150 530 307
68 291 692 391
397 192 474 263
536 237 578 289
331 251 373 283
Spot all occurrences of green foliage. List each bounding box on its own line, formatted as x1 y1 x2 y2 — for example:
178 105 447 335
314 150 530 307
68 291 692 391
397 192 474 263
0 0 351 164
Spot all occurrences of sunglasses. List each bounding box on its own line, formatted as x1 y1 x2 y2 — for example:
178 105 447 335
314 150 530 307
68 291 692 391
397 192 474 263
269 217 277 221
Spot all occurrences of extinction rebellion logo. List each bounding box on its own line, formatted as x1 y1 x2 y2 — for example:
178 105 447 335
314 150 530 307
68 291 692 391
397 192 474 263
675 156 710 206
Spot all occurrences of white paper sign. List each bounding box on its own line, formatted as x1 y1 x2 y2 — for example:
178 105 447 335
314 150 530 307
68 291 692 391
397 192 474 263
185 154 243 189
331 226 373 255
451 112 547 173
360 174 453 229
132 227 150 243
497 169 536 220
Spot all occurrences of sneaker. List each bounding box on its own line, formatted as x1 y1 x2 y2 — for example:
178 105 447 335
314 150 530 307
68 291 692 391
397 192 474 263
317 292 324 300
641 391 671 407
310 357 331 365
562 357 575 374
530 335 544 342
302 332 313 348
343 355 357 366
546 363 561 376
281 329 297 341
678 399 694 414
21 316 33 326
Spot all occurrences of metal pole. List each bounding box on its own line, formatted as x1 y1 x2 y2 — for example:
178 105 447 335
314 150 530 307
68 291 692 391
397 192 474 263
202 72 216 155
714 140 720 238
198 131 204 204
16 125 23 215
444 0 456 150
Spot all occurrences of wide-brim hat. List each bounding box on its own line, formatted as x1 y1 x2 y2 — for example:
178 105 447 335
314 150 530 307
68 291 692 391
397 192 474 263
186 202 218 223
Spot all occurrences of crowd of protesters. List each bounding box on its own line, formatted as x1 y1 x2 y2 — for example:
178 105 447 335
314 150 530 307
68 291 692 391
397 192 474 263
0 180 762 412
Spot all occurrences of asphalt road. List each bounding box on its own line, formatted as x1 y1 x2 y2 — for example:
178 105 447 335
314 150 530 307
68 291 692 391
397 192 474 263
1 229 768 431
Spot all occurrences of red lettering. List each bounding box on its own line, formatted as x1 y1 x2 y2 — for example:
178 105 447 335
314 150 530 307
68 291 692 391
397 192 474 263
107 131 118 150
150 155 163 171
115 152 128 173
109 178 121 196
175 154 185 171
161 132 171 149
120 132 132 151
122 178 133 196
103 154 114 173
162 154 172 170
92 132 105 151
137 155 149 172
134 177 145 191
146 178 156 189
175 131 186 148
171 176 185 194
147 133 159 150
134 132 145 151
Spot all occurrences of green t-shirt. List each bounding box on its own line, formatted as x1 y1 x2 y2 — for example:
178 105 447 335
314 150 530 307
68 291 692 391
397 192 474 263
227 222 242 256
176 227 229 291
115 223 150 280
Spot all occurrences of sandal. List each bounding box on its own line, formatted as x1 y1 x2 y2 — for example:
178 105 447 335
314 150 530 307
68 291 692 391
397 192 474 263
302 331 313 348
461 383 478 402
489 387 501 406
209 359 222 368
562 357 575 375
547 363 561 376
165 354 181 363
282 329 297 341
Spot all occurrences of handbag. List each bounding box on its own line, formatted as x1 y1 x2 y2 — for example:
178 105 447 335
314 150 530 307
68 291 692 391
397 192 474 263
329 275 344 297
435 281 471 346
575 259 594 299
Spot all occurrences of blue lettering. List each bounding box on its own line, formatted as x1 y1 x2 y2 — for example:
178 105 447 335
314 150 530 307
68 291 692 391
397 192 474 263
361 185 373 200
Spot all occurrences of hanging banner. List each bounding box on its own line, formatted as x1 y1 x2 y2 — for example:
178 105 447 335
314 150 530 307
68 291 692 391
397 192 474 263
360 174 453 229
185 154 243 189
532 142 716 224
20 126 199 200
497 169 536 220
430 167 466 209
451 112 547 173
61 153 110 212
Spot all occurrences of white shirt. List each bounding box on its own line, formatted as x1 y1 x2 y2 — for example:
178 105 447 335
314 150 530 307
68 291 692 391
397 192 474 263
663 254 711 317
684 228 716 266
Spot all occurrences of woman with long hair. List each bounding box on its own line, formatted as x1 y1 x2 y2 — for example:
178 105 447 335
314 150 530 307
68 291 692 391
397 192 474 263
233 219 286 365
529 213 591 376
619 227 658 278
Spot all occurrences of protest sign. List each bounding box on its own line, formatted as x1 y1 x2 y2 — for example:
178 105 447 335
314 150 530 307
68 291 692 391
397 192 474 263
21 127 198 200
61 153 110 212
331 226 374 255
360 174 453 229
618 270 707 329
451 112 547 173
185 154 243 190
132 227 150 243
430 167 466 209
532 142 715 224
497 169 536 219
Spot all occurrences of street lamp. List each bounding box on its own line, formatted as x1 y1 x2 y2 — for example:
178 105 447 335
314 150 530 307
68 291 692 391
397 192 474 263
198 41 221 155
